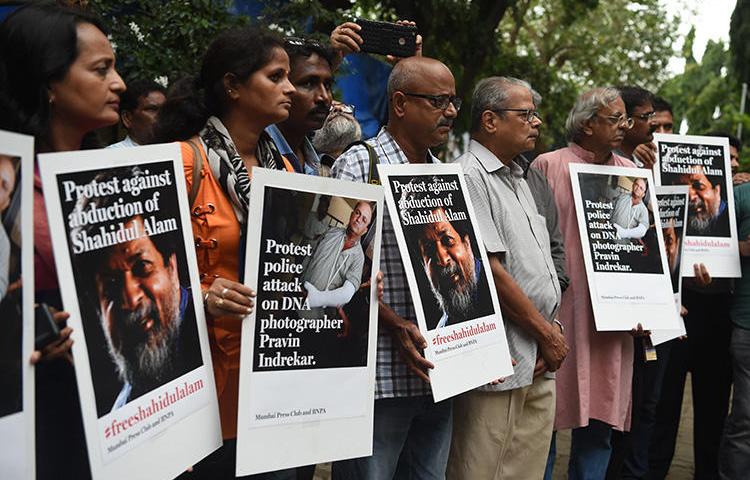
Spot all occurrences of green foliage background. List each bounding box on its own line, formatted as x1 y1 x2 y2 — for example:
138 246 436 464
91 0 750 160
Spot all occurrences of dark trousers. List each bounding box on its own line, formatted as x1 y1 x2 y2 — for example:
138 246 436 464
647 291 733 479
178 439 295 480
36 358 91 480
606 340 672 479
719 326 750 479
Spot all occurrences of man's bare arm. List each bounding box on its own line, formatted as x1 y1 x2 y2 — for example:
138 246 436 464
488 253 569 371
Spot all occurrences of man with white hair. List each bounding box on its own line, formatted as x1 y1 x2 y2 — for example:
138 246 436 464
533 87 639 479
447 76 567 479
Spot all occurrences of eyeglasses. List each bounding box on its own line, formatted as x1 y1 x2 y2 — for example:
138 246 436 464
493 108 542 123
633 111 656 121
403 92 462 111
598 114 635 129
331 103 356 115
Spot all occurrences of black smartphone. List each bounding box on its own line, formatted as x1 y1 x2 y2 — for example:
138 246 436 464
355 19 417 58
34 303 61 351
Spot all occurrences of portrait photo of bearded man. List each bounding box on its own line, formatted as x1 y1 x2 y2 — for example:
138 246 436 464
400 177 493 330
678 164 731 237
68 165 202 416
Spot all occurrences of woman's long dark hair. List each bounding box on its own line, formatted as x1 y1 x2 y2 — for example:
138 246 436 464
153 25 285 143
0 2 108 150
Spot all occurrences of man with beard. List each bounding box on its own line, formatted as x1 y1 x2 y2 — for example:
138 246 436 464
399 184 491 329
678 165 730 237
448 76 565 480
72 167 201 413
611 177 649 240
312 102 362 177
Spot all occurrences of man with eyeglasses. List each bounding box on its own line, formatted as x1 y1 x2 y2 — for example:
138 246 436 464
534 87 643 480
447 76 567 480
330 56 459 480
616 85 658 169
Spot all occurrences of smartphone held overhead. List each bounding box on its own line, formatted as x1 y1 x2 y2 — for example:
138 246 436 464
355 19 418 57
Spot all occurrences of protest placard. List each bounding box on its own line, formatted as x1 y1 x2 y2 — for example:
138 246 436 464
569 163 681 331
650 186 689 345
0 130 34 480
39 144 221 480
236 168 382 475
653 133 740 278
377 163 513 402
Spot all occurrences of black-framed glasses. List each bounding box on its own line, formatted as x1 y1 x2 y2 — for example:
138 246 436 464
403 92 462 111
493 108 542 123
598 114 635 129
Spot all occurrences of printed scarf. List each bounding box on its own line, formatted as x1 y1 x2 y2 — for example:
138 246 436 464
199 116 283 224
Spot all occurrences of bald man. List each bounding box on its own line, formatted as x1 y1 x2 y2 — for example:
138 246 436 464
331 56 459 479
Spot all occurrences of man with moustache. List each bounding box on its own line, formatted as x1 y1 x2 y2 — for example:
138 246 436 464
678 165 730 237
312 102 362 177
534 88 641 479
330 56 459 479
266 37 337 175
71 167 201 413
108 79 166 148
447 77 566 480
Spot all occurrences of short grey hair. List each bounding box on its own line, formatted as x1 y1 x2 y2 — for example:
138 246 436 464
387 61 416 100
565 87 621 141
470 76 541 132
311 113 362 156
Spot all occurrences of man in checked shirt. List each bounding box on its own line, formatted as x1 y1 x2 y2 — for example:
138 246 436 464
330 56 459 480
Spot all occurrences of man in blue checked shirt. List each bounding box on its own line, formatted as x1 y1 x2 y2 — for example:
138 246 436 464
330 55 459 480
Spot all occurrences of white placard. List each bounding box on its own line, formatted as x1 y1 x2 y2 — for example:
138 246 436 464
377 163 513 402
650 186 689 345
0 130 34 480
236 168 383 475
569 163 681 331
39 144 221 480
653 133 741 278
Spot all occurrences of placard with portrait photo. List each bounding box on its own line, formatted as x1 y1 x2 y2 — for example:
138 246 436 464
39 144 221 480
653 133 741 278
570 163 681 331
0 130 34 480
650 186 689 345
236 168 382 476
378 162 513 402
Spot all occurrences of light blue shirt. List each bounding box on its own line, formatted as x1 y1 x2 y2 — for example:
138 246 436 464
266 124 320 175
107 136 139 149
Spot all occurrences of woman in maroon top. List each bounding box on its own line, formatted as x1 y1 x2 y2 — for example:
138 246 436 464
0 4 126 478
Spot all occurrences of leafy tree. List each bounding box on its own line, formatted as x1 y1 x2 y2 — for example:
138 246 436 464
91 0 680 149
660 39 750 167
91 0 247 84
730 0 750 83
